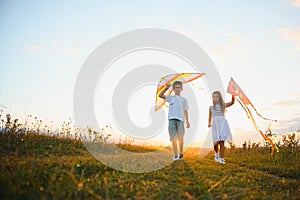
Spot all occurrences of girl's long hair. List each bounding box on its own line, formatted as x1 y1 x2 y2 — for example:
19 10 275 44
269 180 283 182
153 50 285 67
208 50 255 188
213 91 225 113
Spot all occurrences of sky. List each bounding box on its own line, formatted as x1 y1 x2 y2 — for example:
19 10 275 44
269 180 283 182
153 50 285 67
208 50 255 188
1 0 300 146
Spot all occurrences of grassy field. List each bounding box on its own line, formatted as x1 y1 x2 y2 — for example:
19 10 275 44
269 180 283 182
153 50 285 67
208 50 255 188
0 133 299 200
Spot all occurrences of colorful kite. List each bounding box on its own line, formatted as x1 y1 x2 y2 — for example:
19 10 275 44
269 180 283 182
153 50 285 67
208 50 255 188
155 73 205 112
227 78 279 156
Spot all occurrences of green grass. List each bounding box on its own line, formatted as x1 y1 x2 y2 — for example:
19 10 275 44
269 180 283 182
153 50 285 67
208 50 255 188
0 133 299 200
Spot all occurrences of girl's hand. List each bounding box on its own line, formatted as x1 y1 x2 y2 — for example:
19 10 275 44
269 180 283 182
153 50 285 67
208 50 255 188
208 124 212 128
186 121 190 128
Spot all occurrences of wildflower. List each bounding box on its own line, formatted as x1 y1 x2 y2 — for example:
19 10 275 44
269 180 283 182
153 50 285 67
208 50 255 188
77 182 83 191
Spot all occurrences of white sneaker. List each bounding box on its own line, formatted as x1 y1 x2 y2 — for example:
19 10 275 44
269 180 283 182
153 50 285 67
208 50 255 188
219 158 226 164
214 153 219 162
173 155 179 161
178 153 184 160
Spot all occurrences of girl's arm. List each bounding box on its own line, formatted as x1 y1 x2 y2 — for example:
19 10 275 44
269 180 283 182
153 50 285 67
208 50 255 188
208 108 212 128
225 95 235 108
158 83 171 99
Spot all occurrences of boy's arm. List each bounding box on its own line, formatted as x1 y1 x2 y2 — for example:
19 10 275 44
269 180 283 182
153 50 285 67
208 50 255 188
158 83 171 99
184 110 190 128
208 108 212 128
225 95 235 108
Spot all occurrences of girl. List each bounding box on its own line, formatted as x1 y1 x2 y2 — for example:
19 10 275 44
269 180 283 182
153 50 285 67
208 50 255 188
208 91 235 164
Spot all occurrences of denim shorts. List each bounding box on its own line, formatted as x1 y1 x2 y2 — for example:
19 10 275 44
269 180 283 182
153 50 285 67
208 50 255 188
168 119 185 141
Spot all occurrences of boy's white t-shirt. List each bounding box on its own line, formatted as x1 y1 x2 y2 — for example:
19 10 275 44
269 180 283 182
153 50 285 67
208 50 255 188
165 95 189 122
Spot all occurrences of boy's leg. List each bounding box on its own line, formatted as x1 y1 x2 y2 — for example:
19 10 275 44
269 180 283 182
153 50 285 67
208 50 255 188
177 120 185 155
179 139 184 154
219 141 225 158
172 139 178 156
168 119 178 157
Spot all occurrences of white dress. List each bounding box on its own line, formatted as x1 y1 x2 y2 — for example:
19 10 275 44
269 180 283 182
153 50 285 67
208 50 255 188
210 104 233 142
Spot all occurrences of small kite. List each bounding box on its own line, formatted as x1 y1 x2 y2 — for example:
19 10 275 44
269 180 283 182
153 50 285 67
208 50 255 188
227 78 279 156
155 73 205 112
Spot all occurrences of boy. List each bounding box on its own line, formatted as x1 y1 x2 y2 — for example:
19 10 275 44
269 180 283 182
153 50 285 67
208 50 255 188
159 81 190 161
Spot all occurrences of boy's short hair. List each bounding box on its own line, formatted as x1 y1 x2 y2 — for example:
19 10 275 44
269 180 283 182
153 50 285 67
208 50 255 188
172 81 183 88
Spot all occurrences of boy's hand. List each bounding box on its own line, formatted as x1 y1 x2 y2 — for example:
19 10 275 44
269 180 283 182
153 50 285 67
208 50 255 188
186 121 190 128
159 83 171 99
208 124 212 128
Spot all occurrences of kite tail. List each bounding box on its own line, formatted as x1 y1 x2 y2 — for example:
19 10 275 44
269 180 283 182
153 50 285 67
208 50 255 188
190 82 204 90
237 99 279 156
249 104 278 122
